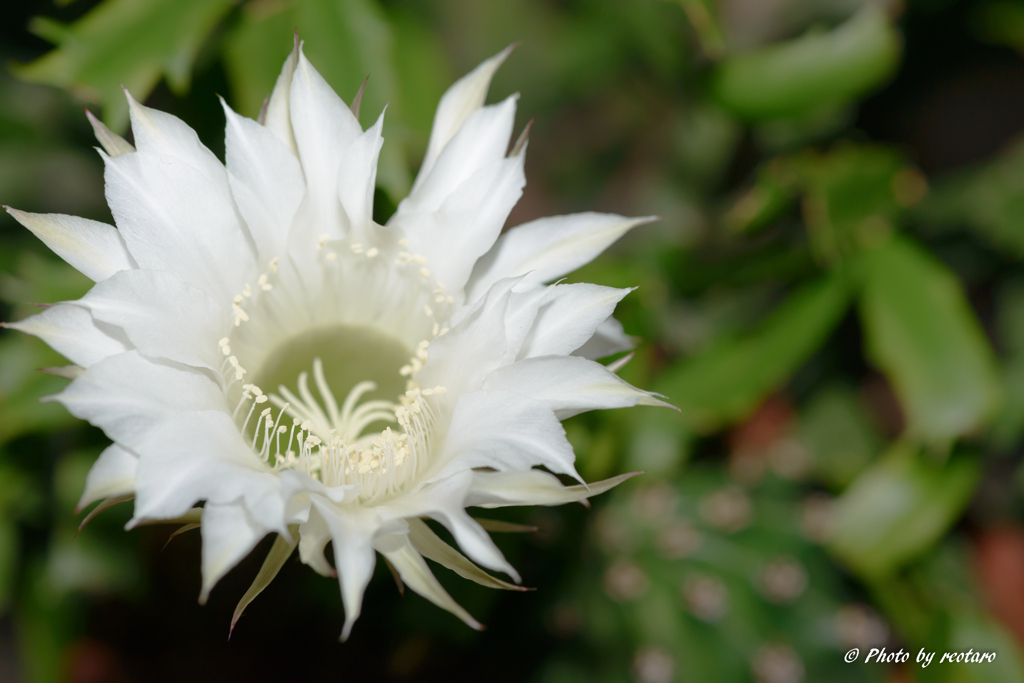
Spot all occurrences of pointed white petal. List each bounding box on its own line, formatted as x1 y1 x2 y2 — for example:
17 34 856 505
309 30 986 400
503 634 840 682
418 277 539 395
466 213 656 300
77 444 137 512
86 109 134 157
296 505 338 578
3 304 129 368
401 95 518 215
482 355 671 419
574 316 635 359
231 533 297 634
433 390 579 481
415 45 514 189
402 153 525 295
222 98 306 258
264 37 300 157
132 410 284 533
289 47 363 241
78 269 227 372
6 209 135 282
467 470 639 508
407 518 524 592
103 149 257 302
377 533 482 630
124 89 232 197
519 283 631 359
309 500 379 641
337 110 384 242
382 472 520 582
200 501 268 604
52 351 228 450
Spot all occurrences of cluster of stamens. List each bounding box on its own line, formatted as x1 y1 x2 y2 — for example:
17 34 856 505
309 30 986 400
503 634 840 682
229 361 445 500
214 234 458 501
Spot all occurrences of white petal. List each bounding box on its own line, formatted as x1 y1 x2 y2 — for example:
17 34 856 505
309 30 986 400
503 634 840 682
574 316 635 359
401 95 518 215
376 533 481 629
289 47 362 241
77 444 137 512
414 44 514 190
264 37 300 157
337 110 384 242
296 505 337 578
78 269 227 372
222 98 306 258
483 355 670 419
232 534 296 633
52 351 228 450
426 155 527 294
417 277 532 395
309 500 379 641
407 517 523 591
132 410 284 533
381 472 519 582
432 390 579 482
6 208 135 282
467 470 639 508
391 95 526 295
124 89 232 198
86 109 134 157
3 304 129 368
200 501 268 603
466 213 656 301
518 283 631 359
103 149 257 302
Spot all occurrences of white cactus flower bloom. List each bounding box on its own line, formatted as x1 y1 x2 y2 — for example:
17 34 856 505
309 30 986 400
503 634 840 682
5 42 668 639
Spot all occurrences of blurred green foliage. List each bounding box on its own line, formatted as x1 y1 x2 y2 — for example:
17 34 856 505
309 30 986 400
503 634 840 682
4 0 1024 682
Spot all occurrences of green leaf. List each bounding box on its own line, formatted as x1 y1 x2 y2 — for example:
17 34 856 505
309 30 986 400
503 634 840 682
990 281 1024 450
0 521 17 615
914 138 1024 261
798 384 882 489
656 272 850 433
711 6 901 122
945 611 1024 683
794 144 914 261
0 333 79 443
973 1 1024 54
857 236 1001 443
12 0 234 132
828 445 979 580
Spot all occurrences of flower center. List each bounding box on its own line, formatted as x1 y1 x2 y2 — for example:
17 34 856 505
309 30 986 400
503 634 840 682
253 324 411 438
214 234 456 501
226 323 444 501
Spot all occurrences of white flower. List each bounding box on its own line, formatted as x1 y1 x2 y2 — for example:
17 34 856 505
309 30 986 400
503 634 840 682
5 41 668 639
